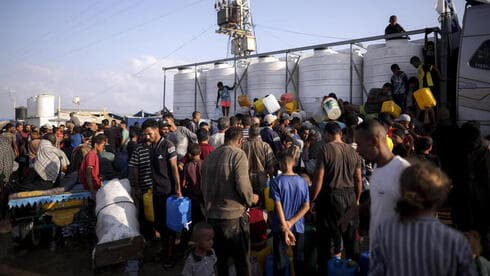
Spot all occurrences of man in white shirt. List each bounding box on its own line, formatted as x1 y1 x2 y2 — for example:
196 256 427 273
335 120 412 250
209 117 229 149
354 120 410 247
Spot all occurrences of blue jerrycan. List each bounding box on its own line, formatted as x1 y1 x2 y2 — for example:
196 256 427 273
327 256 359 276
265 254 290 276
166 196 192 232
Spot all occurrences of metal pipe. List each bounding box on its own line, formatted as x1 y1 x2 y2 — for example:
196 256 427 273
234 56 238 114
285 52 289 93
162 28 439 71
163 69 167 111
194 66 197 111
349 43 353 103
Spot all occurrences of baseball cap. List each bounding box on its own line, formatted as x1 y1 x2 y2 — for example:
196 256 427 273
395 114 411 122
264 114 277 125
42 123 53 130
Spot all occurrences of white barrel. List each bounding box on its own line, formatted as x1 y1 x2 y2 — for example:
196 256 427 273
363 40 423 98
263 94 281 114
27 96 38 118
247 56 286 101
299 48 363 117
37 94 55 117
173 67 205 120
95 178 140 244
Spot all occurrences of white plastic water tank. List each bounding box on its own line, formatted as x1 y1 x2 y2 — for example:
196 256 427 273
37 94 55 117
27 96 38 118
204 62 244 119
173 67 206 120
299 48 363 116
247 56 286 101
363 40 423 98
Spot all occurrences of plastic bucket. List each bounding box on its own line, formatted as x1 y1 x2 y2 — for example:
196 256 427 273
322 97 342 120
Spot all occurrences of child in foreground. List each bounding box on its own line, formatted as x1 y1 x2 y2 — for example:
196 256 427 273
369 162 477 276
181 222 217 276
270 152 310 276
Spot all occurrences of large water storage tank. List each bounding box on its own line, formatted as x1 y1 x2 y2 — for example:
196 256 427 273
173 67 206 120
204 62 248 119
37 94 55 117
247 56 287 101
15 107 27 121
299 48 363 116
27 96 38 118
363 40 423 96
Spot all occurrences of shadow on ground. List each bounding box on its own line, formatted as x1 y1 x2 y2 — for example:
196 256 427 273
0 233 184 275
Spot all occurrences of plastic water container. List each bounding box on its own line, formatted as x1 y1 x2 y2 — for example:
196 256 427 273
285 100 298 114
359 251 369 276
265 254 291 276
264 178 275 212
166 196 192 232
413 88 437 110
254 98 265 114
238 94 251 107
381 100 401 118
322 97 342 120
251 246 272 276
143 189 154 222
327 256 359 276
263 94 281 114
280 93 295 103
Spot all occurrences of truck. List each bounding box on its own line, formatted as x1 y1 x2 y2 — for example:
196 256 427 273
457 1 490 135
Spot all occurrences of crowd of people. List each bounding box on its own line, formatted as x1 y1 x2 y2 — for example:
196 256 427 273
1 99 489 275
0 15 488 276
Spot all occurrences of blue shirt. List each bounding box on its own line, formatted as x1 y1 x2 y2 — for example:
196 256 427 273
260 127 281 152
219 86 232 101
70 133 82 148
270 174 310 234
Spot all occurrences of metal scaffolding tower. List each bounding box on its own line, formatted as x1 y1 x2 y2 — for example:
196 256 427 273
215 0 256 57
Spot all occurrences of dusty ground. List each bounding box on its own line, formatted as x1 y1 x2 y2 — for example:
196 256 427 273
0 232 184 276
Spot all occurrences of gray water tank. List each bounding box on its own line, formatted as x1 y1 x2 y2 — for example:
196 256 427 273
15 106 27 121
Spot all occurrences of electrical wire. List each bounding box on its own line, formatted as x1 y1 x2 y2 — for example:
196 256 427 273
226 36 231 59
88 24 215 99
63 0 145 42
61 0 207 56
0 0 207 79
9 0 117 63
257 28 295 48
255 24 351 41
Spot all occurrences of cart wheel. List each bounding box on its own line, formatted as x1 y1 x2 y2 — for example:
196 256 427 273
30 225 41 246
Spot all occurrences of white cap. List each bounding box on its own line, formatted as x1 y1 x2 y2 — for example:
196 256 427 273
42 123 53 129
264 114 277 125
395 114 411 122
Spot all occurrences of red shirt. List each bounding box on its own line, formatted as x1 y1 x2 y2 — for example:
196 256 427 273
79 150 101 190
179 143 215 165
199 143 215 160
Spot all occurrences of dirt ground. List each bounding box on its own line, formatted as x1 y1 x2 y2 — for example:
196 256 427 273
0 232 184 276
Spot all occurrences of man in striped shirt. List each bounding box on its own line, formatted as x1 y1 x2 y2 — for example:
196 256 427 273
369 163 477 276
128 139 153 239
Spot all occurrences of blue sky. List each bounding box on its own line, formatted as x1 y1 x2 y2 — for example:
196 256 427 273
0 0 466 117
